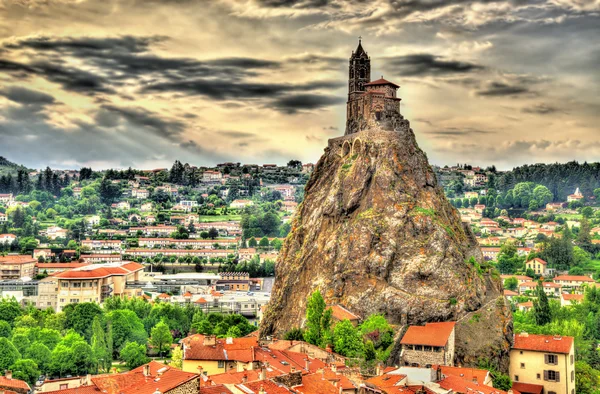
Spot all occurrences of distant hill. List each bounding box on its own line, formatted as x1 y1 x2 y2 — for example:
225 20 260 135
0 156 30 176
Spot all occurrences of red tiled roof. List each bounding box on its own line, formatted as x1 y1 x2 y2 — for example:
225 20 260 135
201 384 234 394
364 78 399 88
503 290 518 296
54 262 143 279
209 369 281 385
436 365 489 385
195 297 208 304
328 305 360 321
527 258 547 265
511 382 544 394
44 385 101 394
400 322 455 347
36 262 90 269
562 294 584 301
294 373 338 394
512 333 574 354
0 376 31 391
236 380 291 394
439 375 506 394
365 373 407 389
554 275 594 282
0 255 36 264
518 302 533 307
183 334 258 362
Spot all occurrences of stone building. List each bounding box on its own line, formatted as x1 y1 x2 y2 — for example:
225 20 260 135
399 322 456 367
345 39 404 135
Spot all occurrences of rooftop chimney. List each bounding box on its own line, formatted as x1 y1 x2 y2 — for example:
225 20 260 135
86 374 92 385
305 359 310 371
242 374 248 383
143 364 151 377
331 364 337 373
260 368 266 381
203 335 217 346
376 363 382 376
5 371 11 380
258 385 266 394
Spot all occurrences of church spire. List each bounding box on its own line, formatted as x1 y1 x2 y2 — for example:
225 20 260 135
355 36 366 56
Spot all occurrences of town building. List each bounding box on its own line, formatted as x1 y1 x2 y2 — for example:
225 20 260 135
216 272 251 292
560 293 584 307
0 233 16 244
0 371 30 394
567 188 584 202
509 333 575 394
0 212 7 222
553 275 595 290
53 261 144 311
0 255 36 280
400 322 456 367
525 258 551 276
329 304 361 326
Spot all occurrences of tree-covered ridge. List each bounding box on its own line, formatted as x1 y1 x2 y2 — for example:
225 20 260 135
497 162 600 201
0 156 30 177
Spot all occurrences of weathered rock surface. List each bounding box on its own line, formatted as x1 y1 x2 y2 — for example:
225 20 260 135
260 122 512 370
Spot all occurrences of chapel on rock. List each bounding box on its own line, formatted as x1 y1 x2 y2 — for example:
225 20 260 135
345 39 404 135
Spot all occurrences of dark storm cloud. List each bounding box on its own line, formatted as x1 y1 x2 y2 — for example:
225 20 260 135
476 82 530 97
271 94 345 114
219 131 256 138
384 54 484 77
142 78 344 101
100 105 185 138
521 103 559 115
256 0 334 8
0 86 55 105
6 35 162 54
426 127 495 137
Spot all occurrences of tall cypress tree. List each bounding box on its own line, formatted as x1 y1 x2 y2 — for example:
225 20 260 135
532 283 551 325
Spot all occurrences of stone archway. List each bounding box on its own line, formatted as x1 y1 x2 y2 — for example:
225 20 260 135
352 138 363 156
342 141 351 157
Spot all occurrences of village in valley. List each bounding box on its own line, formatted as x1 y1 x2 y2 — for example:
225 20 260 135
2 39 600 394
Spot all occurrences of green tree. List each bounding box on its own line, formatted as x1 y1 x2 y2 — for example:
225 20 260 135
581 206 594 218
248 237 258 248
0 321 11 338
284 328 304 341
0 337 20 371
91 316 111 372
10 359 39 385
504 277 518 291
575 361 600 394
120 342 149 370
578 218 592 246
333 319 364 357
106 310 148 354
208 227 219 239
0 298 22 326
67 302 103 342
532 283 551 325
303 290 332 347
169 346 183 369
25 342 51 374
364 340 376 361
150 320 173 358
258 237 270 248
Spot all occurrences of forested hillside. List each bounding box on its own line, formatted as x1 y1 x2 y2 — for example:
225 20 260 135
496 162 600 201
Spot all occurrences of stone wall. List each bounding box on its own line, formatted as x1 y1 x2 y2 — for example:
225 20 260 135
165 377 200 394
273 371 303 387
401 348 446 367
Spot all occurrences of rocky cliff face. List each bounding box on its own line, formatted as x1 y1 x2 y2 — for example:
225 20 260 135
260 122 512 369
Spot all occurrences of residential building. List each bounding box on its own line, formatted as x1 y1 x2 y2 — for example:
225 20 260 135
231 199 254 209
553 275 595 290
203 171 222 182
526 258 550 276
182 334 259 375
35 262 89 276
53 261 144 311
509 333 575 394
137 237 238 249
81 239 123 251
400 322 456 367
131 188 149 199
125 248 230 259
0 255 36 279
0 212 7 222
546 203 565 211
43 226 68 240
519 281 561 297
567 188 583 203
560 293 584 307
0 193 14 204
501 275 533 285
518 302 534 312
0 233 16 244
80 254 123 263
216 272 251 292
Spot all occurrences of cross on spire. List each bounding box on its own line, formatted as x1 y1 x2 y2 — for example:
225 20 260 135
358 36 362 42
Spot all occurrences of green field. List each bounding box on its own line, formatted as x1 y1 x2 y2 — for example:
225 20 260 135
555 213 583 220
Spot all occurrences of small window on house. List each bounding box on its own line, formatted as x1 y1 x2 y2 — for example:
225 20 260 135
546 354 558 365
375 111 382 120
520 363 525 369
424 346 432 351
218 361 225 368
570 355 574 365
571 371 574 382
536 374 541 379
60 384 68 390
548 392 556 394
519 351 523 355
514 375 519 382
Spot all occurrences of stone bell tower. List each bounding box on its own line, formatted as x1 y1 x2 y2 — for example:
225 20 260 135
348 38 371 101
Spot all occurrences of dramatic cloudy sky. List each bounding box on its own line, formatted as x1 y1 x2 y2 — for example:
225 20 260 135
0 0 599 170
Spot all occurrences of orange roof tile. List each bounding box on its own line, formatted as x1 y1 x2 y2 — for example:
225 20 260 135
294 373 338 394
328 305 360 321
0 376 31 391
201 385 234 394
364 78 400 88
554 275 594 282
365 373 407 389
439 375 506 394
562 294 584 301
236 380 291 394
511 382 544 394
512 333 573 354
436 365 490 384
400 322 455 347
